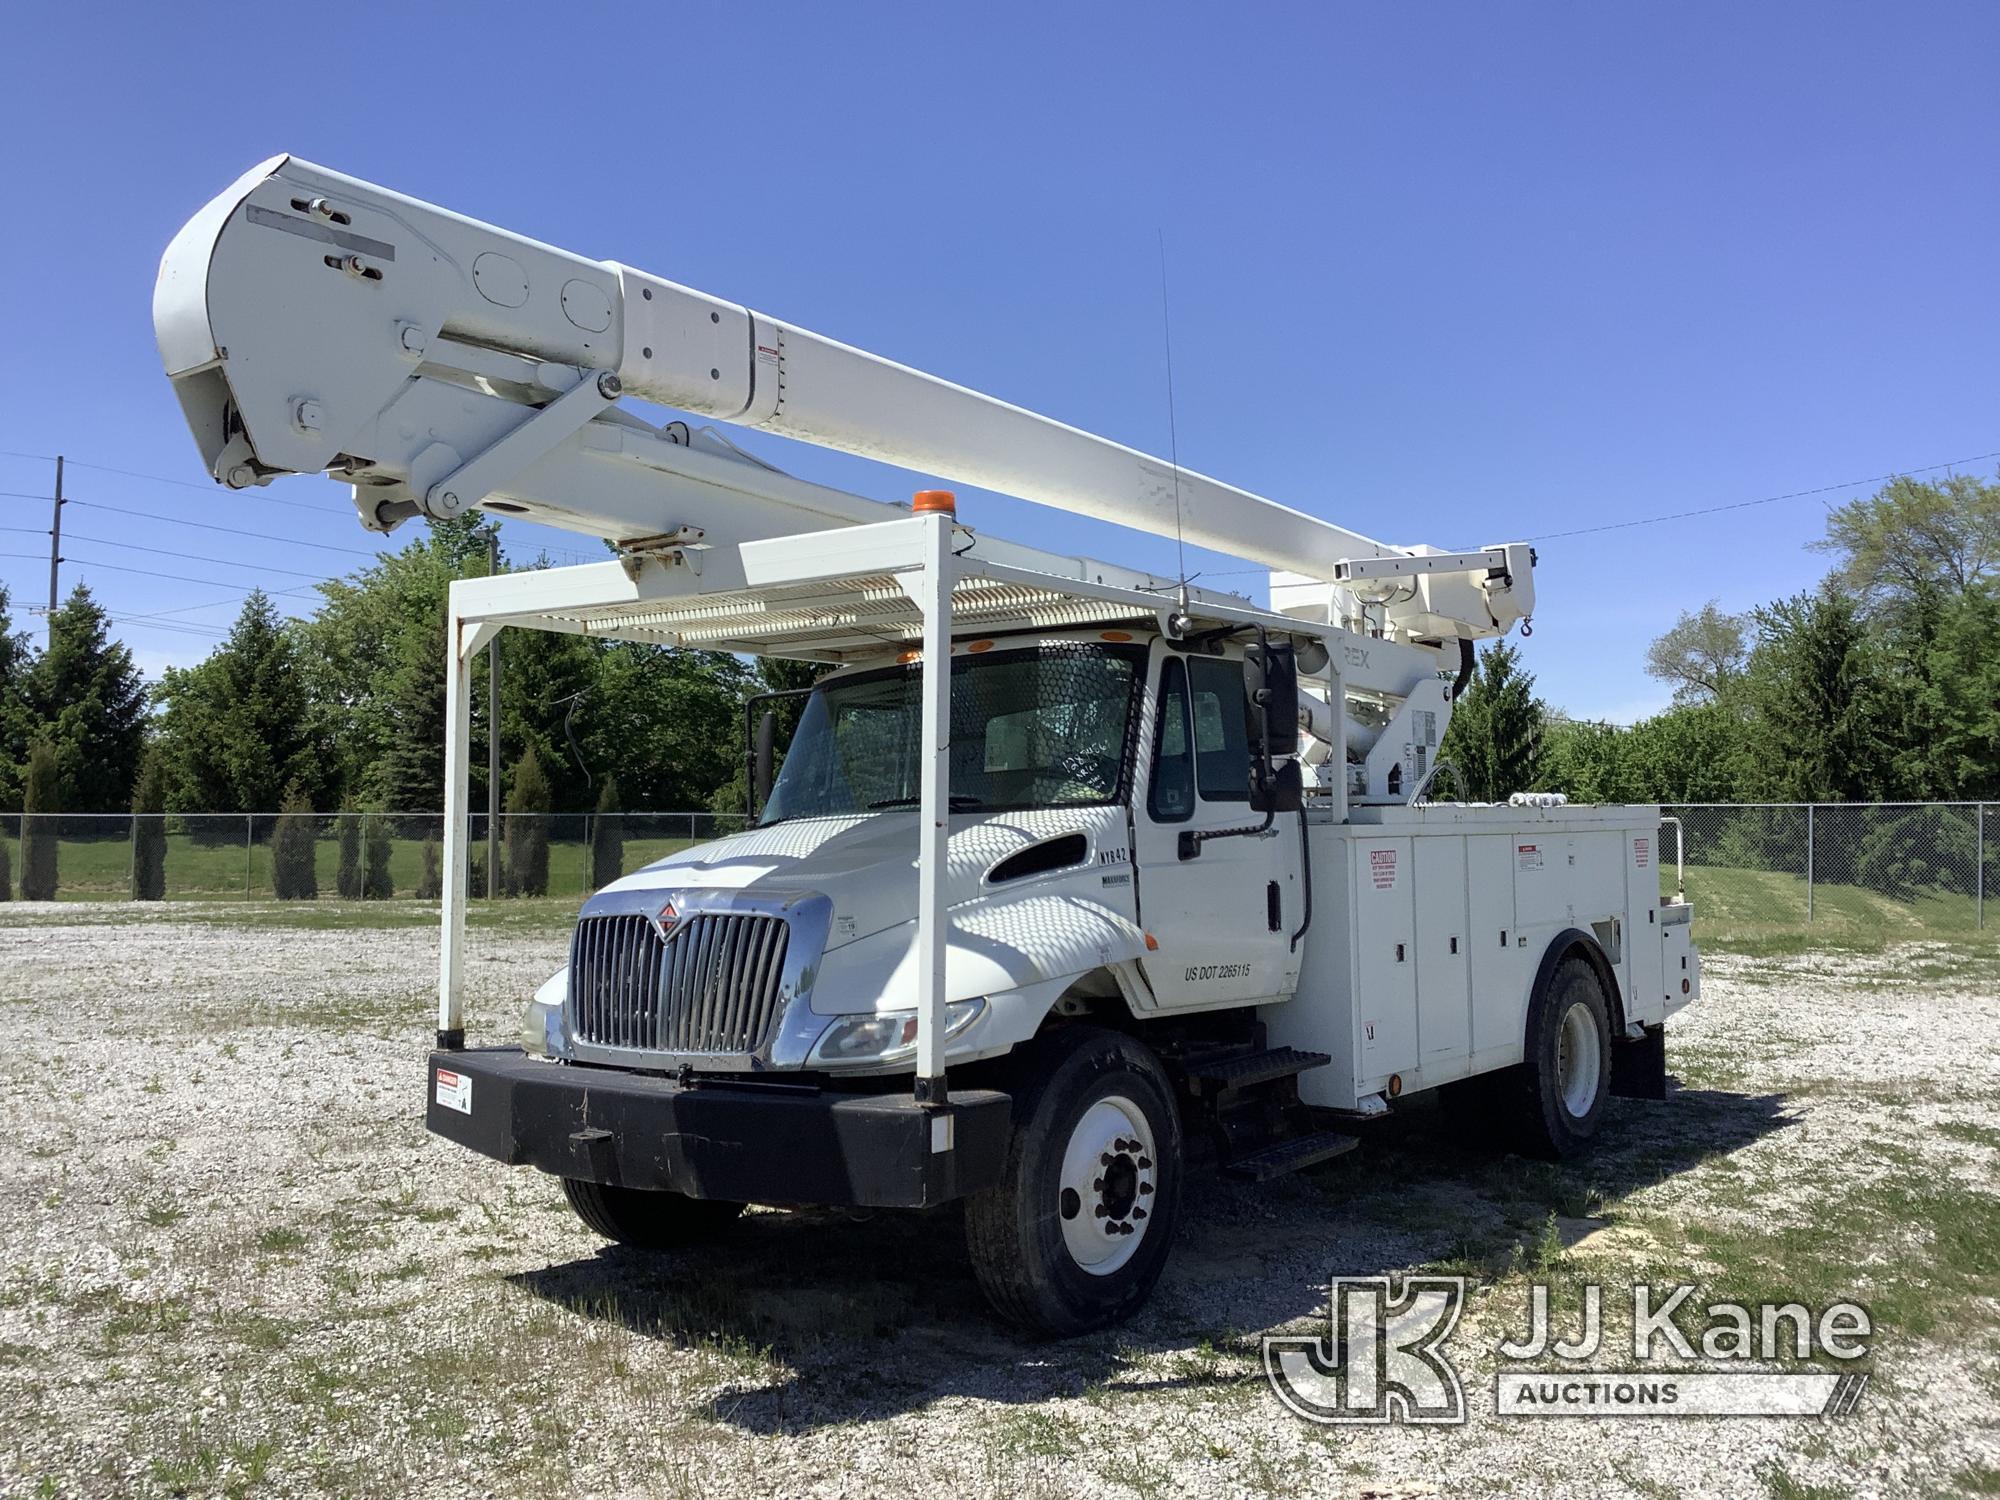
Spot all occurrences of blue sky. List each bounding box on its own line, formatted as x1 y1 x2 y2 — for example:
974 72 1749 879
2 2 1995 722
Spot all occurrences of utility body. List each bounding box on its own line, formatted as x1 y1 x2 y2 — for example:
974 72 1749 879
156 156 1700 1332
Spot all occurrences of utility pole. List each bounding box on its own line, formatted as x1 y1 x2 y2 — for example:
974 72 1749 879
46 455 64 640
485 526 501 897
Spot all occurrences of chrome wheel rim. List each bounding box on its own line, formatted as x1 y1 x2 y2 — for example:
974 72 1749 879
1057 1095 1157 1276
1556 1001 1602 1117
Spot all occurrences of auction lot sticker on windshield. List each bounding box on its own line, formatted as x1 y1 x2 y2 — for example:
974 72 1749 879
435 1068 472 1115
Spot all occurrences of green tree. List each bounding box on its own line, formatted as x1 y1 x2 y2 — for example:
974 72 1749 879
25 585 145 813
1741 587 1889 803
0 584 32 810
1440 641 1544 802
297 517 490 807
1643 601 1748 705
581 643 753 812
270 782 318 900
504 746 551 897
20 737 59 900
130 748 167 901
1812 470 2000 609
362 814 394 899
152 591 319 813
588 775 624 890
335 801 364 899
416 837 443 900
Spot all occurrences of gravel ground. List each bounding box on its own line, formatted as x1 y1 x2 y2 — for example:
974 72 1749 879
1 906 1997 1498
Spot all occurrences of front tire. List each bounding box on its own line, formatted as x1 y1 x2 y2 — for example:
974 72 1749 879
560 1178 745 1249
1506 954 1612 1160
964 1026 1183 1335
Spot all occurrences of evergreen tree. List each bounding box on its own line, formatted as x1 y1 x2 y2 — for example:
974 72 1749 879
416 837 443 901
504 746 551 898
362 813 394 898
335 801 364 899
0 584 32 811
369 605 449 814
1439 641 1544 802
130 748 167 901
588 775 624 889
270 782 318 900
152 591 320 813
1742 587 1889 803
25 585 145 813
20 737 59 900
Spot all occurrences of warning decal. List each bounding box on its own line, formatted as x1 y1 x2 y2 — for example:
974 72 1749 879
1517 843 1543 872
435 1068 472 1115
1634 836 1651 868
1369 848 1398 890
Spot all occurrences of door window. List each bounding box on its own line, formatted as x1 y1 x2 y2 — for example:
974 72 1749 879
1189 657 1252 802
1147 658 1195 822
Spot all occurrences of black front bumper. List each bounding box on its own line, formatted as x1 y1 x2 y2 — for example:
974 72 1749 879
425 1048 1012 1209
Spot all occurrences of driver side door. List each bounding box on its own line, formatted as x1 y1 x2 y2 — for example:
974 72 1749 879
1131 651 1303 1010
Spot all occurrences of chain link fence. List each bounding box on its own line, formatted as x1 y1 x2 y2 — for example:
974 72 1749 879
1661 802 1995 941
0 811 753 902
4 803 1996 941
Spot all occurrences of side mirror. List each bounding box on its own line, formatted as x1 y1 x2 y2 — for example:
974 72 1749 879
1250 756 1304 814
753 710 778 811
1243 641 1300 758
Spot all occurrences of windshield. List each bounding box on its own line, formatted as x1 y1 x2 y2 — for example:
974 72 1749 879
760 643 1146 823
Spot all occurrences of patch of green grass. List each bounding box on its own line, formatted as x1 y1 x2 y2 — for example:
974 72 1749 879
1937 1120 2000 1150
255 1226 309 1255
139 1203 187 1229
1954 1463 2000 1495
1756 1459 1850 1500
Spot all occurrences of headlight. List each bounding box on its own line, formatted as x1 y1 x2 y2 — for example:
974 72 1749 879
809 998 986 1068
520 970 567 1059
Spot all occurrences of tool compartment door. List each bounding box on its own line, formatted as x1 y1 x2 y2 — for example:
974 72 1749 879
1413 834 1471 1078
1351 836 1417 1086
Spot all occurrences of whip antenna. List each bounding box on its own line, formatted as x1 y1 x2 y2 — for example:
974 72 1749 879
1157 230 1193 633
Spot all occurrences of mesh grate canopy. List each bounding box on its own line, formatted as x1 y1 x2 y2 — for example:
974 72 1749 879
534 573 1157 658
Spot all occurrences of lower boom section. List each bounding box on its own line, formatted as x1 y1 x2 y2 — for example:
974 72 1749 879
425 1048 1011 1208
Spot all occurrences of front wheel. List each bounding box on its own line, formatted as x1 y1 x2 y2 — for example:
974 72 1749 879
560 1179 745 1249
964 1026 1183 1335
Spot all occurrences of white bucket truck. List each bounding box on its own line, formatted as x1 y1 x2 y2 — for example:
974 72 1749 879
154 157 1700 1332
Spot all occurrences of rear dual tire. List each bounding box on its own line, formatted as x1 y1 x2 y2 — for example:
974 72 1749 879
1507 954 1612 1160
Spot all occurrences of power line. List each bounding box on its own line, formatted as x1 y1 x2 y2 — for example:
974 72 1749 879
1525 449 2000 543
49 530 339 581
0 549 321 599
63 498 382 557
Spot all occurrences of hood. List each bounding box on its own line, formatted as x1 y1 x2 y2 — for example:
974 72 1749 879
605 805 1127 950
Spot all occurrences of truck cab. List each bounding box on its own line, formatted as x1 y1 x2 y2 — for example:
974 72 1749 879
527 630 1307 1085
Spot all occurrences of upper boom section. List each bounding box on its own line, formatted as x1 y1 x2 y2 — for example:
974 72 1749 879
155 155 1534 642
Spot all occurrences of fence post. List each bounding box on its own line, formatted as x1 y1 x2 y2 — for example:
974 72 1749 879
1805 804 1815 924
245 814 254 896
1979 803 1986 932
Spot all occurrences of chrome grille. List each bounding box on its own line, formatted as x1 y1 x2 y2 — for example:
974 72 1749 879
568 911 790 1056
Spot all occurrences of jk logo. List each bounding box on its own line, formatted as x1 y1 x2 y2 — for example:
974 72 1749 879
1263 1276 1468 1424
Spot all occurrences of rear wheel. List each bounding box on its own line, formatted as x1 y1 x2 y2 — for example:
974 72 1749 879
1507 954 1612 1160
965 1026 1183 1335
560 1179 745 1249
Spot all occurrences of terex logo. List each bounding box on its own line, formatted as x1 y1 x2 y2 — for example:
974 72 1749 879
1263 1276 1467 1424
